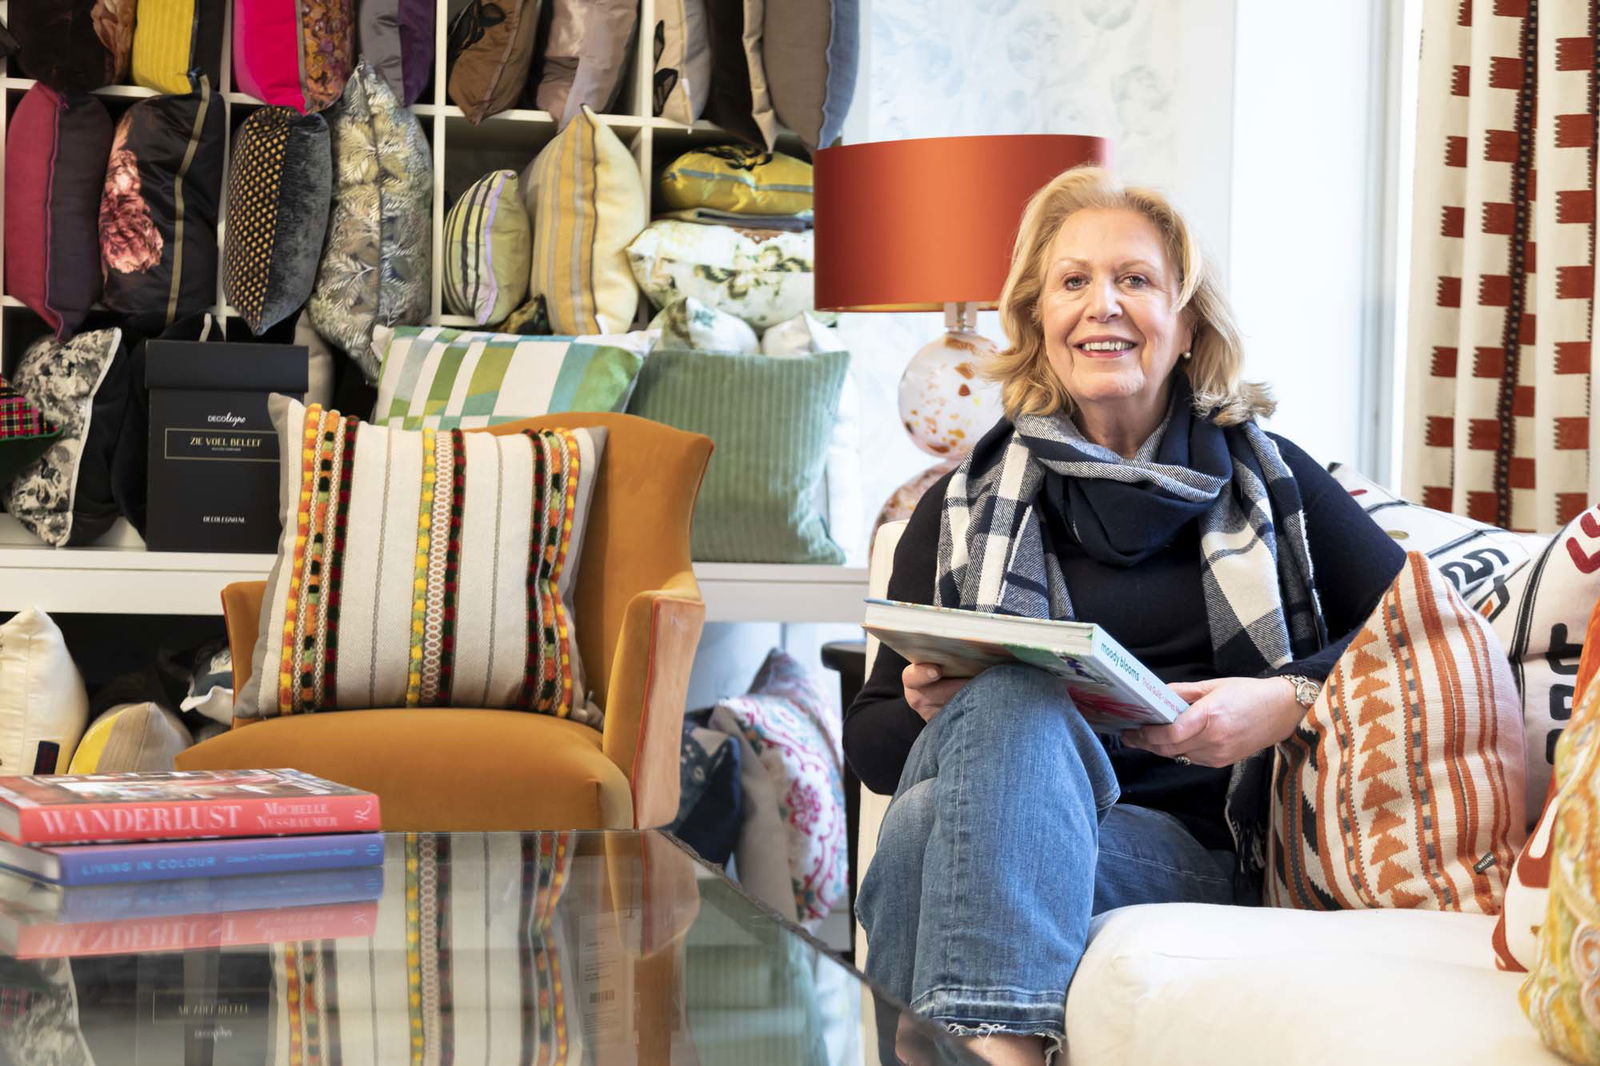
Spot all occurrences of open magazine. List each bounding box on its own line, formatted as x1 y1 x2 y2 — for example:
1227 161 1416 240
862 598 1188 730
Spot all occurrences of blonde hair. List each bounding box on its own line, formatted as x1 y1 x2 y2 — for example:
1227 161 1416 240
989 166 1273 426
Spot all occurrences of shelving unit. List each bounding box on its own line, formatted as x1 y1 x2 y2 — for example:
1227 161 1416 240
0 4 865 626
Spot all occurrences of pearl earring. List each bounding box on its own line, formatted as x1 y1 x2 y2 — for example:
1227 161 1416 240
1180 350 1193 361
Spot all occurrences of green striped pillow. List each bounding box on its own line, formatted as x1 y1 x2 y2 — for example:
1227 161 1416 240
371 324 652 430
626 348 847 564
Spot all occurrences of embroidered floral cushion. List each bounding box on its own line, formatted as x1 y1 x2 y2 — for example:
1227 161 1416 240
4 84 113 339
1269 552 1526 914
222 107 332 334
712 649 847 928
233 0 354 114
626 219 815 330
100 82 226 334
307 60 433 382
235 398 606 726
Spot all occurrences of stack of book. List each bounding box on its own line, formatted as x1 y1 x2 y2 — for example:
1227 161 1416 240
0 768 384 957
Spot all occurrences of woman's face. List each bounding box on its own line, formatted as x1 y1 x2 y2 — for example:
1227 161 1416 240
1039 207 1193 423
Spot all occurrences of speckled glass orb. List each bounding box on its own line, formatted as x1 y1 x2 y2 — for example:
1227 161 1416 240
898 329 1003 458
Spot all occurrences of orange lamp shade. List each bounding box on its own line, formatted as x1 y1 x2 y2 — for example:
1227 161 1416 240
813 134 1111 312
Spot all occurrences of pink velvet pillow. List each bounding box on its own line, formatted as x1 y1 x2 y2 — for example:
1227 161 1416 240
3 85 113 339
233 0 355 113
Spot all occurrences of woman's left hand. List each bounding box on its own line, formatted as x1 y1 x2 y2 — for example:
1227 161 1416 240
1122 676 1306 768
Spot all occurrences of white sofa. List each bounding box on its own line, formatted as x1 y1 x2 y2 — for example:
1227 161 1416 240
853 521 1561 1066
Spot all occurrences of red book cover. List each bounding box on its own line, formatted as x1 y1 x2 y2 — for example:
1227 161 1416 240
8 899 379 958
0 769 382 845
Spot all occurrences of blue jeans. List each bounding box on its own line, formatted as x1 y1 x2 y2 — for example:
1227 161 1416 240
857 663 1236 1047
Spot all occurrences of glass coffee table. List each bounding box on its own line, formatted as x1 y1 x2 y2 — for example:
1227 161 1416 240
0 831 979 1065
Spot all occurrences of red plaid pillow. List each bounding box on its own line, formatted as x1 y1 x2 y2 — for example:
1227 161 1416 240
0 379 53 441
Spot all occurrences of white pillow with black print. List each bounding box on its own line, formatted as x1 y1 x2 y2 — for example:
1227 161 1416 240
1327 463 1545 603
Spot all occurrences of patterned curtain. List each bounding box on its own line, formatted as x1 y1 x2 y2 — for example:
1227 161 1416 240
1405 0 1598 533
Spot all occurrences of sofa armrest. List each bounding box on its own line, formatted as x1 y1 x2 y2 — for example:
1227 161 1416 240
602 572 706 829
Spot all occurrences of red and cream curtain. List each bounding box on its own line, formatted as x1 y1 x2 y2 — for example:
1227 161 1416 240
1405 0 1598 533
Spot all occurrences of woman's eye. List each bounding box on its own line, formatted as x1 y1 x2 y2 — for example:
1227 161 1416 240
1123 274 1149 288
1062 275 1087 290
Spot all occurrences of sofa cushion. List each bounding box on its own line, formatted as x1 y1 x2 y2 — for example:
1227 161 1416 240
523 106 647 336
307 60 433 381
68 702 193 774
99 82 226 334
653 0 712 123
370 325 652 430
236 399 606 726
1270 552 1525 913
0 378 60 492
358 0 435 106
4 85 113 339
627 220 815 330
702 0 776 149
222 107 333 334
442 169 532 327
658 144 814 217
648 296 760 354
233 0 355 113
1067 904 1561 1066
445 0 539 124
533 0 638 125
761 0 857 152
0 609 89 776
131 0 225 94
9 0 117 91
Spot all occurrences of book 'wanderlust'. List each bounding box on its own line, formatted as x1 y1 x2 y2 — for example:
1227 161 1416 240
862 598 1189 730
0 770 381 846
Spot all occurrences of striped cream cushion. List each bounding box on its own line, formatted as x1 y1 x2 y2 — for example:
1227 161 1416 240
237 398 605 726
1268 551 1527 914
371 325 652 430
521 106 646 336
443 170 531 328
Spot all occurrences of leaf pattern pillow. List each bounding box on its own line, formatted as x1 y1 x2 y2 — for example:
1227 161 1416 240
307 59 432 383
626 219 815 330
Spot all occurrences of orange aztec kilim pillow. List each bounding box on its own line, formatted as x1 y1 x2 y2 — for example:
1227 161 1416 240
234 398 606 725
1268 551 1526 913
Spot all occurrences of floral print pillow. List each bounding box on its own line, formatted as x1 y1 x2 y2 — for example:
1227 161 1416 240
626 220 815 330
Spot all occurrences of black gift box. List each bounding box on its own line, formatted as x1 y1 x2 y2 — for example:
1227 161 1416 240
145 341 308 554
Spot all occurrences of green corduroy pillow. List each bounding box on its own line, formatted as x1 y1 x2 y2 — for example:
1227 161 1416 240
628 348 847 564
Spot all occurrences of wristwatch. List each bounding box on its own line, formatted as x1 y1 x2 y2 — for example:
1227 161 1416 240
1282 674 1321 709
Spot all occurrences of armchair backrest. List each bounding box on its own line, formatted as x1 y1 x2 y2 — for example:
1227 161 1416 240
483 413 712 710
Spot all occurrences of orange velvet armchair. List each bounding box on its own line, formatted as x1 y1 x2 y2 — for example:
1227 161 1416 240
176 413 713 832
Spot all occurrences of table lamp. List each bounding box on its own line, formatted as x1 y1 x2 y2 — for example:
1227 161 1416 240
813 134 1111 524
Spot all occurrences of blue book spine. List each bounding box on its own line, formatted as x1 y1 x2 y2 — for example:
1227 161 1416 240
50 866 386 923
46 833 385 886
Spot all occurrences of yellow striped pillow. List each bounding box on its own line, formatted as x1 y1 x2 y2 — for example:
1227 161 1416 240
521 106 646 336
131 0 221 94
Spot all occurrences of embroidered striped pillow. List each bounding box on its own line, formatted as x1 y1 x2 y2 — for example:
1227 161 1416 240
1268 552 1527 913
236 398 605 726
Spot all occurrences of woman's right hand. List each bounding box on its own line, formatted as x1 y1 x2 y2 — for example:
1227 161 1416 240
902 662 967 722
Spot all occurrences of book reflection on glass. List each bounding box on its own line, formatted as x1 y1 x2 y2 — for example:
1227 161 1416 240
862 598 1189 730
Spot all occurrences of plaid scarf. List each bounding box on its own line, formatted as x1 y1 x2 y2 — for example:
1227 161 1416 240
934 378 1327 889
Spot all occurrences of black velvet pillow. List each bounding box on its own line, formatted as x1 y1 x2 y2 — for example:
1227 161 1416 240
222 107 332 334
9 0 118 91
100 83 226 335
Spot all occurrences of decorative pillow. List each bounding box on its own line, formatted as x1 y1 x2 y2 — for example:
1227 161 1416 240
649 296 759 354
233 0 355 113
131 0 225 94
626 220 814 330
762 312 863 563
669 708 744 868
2 329 126 548
235 398 607 726
653 0 713 123
358 0 435 107
95 0 138 80
307 60 433 380
443 170 531 327
0 379 60 491
659 145 814 217
446 0 540 124
627 348 847 564
1329 463 1541 603
1520 601 1600 1060
67 702 193 774
9 0 116 91
223 107 333 334
533 0 638 126
4 85 113 340
711 648 846 928
523 106 647 336
1475 502 1600 821
761 0 858 151
702 0 776 149
0 609 88 775
180 641 236 725
1269 552 1526 914
370 324 653 429
100 83 226 334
